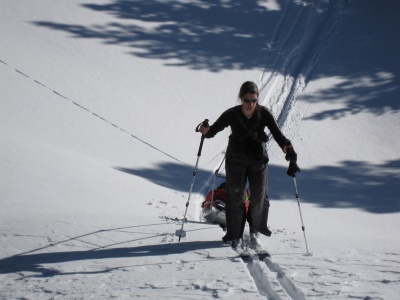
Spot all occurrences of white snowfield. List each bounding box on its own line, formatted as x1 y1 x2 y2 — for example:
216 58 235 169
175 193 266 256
1 0 399 299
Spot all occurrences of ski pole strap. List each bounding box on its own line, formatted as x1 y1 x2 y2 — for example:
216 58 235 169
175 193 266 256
195 119 209 132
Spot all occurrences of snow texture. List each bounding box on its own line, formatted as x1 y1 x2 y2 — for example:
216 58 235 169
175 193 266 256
1 0 399 299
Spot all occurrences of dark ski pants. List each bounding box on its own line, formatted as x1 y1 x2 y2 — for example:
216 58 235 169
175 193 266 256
225 155 271 241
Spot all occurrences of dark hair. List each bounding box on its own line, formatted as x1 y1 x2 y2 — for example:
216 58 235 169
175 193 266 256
238 81 259 99
238 81 261 119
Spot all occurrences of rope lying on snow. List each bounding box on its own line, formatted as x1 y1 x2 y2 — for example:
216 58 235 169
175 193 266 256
1 59 188 166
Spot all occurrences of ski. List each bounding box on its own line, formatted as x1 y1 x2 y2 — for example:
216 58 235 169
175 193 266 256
237 248 251 259
226 239 251 259
257 250 271 261
227 240 269 261
253 244 271 260
247 236 271 260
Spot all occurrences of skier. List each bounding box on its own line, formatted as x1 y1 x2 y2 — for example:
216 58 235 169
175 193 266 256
198 81 300 251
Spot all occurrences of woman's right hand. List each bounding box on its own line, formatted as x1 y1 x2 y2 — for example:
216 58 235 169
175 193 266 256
199 124 210 135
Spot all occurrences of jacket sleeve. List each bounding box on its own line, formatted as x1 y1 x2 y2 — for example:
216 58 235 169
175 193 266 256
204 108 232 139
263 108 290 149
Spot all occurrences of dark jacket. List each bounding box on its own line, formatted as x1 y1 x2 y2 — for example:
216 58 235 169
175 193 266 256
205 105 290 161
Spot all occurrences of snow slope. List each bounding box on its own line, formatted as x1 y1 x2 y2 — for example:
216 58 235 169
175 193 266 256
1 0 399 299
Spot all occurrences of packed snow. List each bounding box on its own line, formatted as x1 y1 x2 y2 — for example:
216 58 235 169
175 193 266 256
1 0 399 299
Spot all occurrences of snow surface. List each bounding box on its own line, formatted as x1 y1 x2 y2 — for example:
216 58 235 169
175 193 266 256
1 0 399 299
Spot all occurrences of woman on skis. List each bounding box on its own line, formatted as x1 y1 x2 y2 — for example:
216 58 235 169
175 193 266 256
199 81 300 250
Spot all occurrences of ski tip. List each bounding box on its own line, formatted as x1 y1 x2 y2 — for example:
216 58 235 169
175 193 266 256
258 252 271 261
237 250 251 259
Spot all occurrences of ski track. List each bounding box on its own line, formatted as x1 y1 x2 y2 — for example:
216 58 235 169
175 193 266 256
239 234 305 300
260 0 347 143
242 257 282 299
197 0 347 298
263 257 306 300
242 254 307 300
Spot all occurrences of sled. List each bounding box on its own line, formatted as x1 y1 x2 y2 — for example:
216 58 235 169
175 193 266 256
201 182 249 229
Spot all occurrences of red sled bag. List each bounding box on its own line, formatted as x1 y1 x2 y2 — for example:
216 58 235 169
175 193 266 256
201 182 249 227
202 188 227 210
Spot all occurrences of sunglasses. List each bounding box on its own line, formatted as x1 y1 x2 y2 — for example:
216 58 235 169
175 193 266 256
243 98 258 104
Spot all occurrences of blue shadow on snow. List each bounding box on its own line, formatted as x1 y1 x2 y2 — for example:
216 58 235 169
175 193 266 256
31 0 400 120
116 159 400 214
0 240 224 277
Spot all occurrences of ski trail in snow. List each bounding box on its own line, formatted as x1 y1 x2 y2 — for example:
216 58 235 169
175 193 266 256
0 61 188 166
239 248 307 300
196 1 348 298
263 257 306 300
260 0 347 143
246 3 346 296
239 234 305 299
195 1 349 207
242 258 282 299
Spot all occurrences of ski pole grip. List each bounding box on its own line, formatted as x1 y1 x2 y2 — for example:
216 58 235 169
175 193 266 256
195 119 209 132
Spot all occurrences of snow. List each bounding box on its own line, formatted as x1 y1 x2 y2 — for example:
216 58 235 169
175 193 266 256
1 0 399 299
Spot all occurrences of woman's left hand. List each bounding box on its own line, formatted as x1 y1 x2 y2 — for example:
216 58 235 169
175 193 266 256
287 162 300 177
283 144 293 153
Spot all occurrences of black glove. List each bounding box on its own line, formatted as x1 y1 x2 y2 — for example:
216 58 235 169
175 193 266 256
287 162 300 177
285 147 300 177
285 147 297 163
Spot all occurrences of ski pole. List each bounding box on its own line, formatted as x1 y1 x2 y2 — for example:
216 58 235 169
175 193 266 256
292 175 310 255
176 119 209 242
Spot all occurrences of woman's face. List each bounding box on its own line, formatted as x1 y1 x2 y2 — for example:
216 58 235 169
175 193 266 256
241 93 258 115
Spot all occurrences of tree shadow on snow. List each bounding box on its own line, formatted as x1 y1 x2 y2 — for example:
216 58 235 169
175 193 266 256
301 1 400 120
115 162 212 193
116 159 400 214
0 239 224 277
268 159 400 214
31 0 400 118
